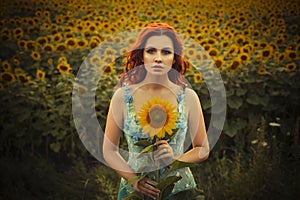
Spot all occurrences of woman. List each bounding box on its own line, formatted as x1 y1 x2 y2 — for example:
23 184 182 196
103 23 209 200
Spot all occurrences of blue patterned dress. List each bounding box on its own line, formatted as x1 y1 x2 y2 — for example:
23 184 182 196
117 84 197 200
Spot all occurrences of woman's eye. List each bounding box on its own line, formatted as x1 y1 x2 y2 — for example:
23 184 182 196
162 50 172 55
146 49 155 54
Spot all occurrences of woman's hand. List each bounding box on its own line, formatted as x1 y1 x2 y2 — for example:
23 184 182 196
154 140 174 165
133 177 160 199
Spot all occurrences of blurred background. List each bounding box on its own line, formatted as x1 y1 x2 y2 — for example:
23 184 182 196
0 0 299 199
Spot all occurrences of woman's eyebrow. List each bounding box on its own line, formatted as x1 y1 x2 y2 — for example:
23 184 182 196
144 46 173 50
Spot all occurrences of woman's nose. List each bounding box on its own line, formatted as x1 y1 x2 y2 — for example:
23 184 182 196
154 52 162 63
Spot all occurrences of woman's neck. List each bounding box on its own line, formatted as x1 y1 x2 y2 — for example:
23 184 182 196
142 73 173 89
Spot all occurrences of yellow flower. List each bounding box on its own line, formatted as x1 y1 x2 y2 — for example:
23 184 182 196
52 33 63 43
227 58 241 73
76 39 88 48
47 58 53 65
1 61 11 72
238 52 250 64
36 69 46 81
65 38 77 48
89 55 102 67
213 57 224 70
257 68 267 75
285 63 296 72
57 63 71 74
1 72 15 84
55 43 67 53
193 73 203 83
12 56 20 66
16 73 30 84
58 56 68 64
42 44 55 52
137 97 178 139
285 50 297 60
208 47 219 57
31 51 41 61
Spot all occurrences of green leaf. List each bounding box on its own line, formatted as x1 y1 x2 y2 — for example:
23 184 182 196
227 96 243 109
137 144 156 158
122 191 143 200
168 160 196 172
161 184 175 199
246 95 260 105
236 88 247 96
127 173 149 185
156 176 182 190
134 140 152 147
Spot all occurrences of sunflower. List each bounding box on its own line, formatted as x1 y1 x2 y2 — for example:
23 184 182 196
56 43 67 53
137 96 178 139
13 27 24 39
25 41 38 51
227 58 241 73
257 68 267 75
1 61 11 72
36 36 48 46
42 44 55 52
285 50 297 60
16 73 30 84
238 52 250 63
274 52 286 63
285 62 296 72
1 72 15 84
17 40 26 49
52 33 63 43
208 48 219 57
58 56 68 64
259 46 273 60
76 39 88 48
30 51 41 61
89 40 99 50
213 57 224 70
99 64 114 74
194 73 203 83
89 55 102 67
57 63 71 74
65 38 77 48
36 69 46 81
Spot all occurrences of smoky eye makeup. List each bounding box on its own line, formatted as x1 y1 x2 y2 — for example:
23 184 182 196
144 47 173 55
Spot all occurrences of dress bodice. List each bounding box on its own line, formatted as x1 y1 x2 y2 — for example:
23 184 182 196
118 84 197 199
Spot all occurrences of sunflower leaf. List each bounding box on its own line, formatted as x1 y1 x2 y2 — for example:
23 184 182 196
127 173 149 185
156 176 182 190
134 140 153 146
137 144 156 158
168 160 196 172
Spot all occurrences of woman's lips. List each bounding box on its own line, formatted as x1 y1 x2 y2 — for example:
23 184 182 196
152 65 163 69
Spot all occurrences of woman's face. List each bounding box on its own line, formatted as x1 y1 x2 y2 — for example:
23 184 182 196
143 35 175 75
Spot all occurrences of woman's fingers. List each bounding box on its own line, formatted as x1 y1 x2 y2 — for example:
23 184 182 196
154 144 173 161
136 179 160 199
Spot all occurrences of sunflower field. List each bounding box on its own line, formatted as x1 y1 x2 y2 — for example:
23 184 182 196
0 0 299 199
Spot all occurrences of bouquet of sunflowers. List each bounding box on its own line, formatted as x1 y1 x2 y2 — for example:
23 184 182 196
123 97 194 200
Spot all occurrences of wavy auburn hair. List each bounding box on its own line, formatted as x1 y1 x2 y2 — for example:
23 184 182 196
119 23 187 87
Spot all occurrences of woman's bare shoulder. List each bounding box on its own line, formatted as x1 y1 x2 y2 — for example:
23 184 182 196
111 87 125 102
184 87 199 100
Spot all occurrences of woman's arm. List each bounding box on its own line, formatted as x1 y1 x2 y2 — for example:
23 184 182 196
103 88 135 180
175 88 210 163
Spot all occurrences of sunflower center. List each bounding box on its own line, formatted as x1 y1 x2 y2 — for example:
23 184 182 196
148 104 167 128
